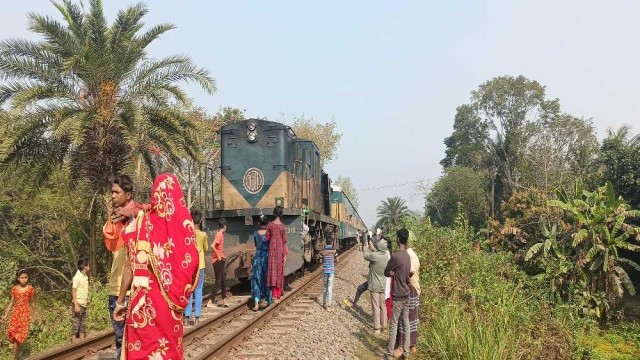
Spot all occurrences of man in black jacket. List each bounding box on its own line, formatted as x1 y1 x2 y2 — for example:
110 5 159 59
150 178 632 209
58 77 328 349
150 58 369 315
384 228 412 359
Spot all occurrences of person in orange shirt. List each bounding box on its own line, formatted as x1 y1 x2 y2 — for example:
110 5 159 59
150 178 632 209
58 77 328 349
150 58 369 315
207 218 228 308
102 174 148 360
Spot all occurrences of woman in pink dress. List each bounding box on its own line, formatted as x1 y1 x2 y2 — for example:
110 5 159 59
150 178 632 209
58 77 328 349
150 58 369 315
266 206 288 302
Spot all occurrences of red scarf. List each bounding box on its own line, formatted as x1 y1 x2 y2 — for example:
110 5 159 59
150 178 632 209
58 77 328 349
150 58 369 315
122 173 199 359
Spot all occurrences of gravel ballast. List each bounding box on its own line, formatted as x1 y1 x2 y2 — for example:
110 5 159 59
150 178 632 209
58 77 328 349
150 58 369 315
229 250 385 359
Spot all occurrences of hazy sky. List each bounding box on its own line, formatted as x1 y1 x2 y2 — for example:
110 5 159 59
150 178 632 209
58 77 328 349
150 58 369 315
2 1 639 226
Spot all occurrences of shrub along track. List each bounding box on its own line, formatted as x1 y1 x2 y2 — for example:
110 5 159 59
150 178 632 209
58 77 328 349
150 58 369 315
27 246 355 360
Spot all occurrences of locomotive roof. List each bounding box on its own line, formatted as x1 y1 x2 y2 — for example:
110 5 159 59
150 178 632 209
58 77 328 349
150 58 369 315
222 118 323 153
219 118 289 132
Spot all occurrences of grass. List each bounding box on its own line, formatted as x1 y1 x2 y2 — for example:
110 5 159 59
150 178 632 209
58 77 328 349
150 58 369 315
354 327 388 359
574 322 640 360
410 223 574 359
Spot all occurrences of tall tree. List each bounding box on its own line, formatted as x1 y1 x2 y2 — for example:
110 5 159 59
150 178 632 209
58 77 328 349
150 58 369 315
522 114 598 192
426 167 488 229
289 114 342 166
0 0 215 186
440 105 490 169
473 75 558 196
376 196 410 233
334 175 359 210
0 0 215 273
441 76 597 213
600 126 640 208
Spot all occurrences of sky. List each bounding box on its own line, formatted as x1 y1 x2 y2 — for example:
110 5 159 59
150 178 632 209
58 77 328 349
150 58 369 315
2 0 640 227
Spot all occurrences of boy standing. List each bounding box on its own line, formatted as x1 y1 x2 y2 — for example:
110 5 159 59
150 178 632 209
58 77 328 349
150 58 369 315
184 210 209 324
320 228 338 310
71 259 90 343
207 218 228 308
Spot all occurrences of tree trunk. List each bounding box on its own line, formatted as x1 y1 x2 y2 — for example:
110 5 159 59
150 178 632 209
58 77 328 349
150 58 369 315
88 197 98 278
136 153 143 187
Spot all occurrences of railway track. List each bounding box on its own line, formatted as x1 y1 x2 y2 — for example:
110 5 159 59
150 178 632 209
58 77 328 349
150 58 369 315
189 247 357 359
28 246 356 360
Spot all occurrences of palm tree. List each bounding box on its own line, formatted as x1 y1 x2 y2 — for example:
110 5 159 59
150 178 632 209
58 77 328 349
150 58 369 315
376 196 411 234
0 0 216 271
0 0 215 186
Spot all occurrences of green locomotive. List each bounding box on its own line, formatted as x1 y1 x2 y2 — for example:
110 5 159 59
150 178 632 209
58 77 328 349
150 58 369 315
205 118 366 281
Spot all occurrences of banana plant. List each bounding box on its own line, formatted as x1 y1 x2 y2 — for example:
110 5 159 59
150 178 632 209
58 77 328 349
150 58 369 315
525 222 573 302
527 182 640 322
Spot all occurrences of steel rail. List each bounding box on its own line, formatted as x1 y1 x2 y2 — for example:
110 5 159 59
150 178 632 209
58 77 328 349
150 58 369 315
27 292 219 360
27 329 114 360
28 247 355 360
191 246 357 360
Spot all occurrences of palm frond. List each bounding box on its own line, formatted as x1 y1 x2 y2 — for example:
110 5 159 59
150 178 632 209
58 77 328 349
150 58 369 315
125 55 216 100
135 23 175 49
27 13 78 56
51 0 86 41
87 0 108 54
109 2 148 50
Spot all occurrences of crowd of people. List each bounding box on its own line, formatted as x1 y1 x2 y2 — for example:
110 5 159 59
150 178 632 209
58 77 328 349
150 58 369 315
2 172 420 359
1 173 292 359
344 227 421 359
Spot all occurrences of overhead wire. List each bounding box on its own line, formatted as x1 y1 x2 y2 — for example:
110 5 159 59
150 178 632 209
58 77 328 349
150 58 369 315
358 179 432 192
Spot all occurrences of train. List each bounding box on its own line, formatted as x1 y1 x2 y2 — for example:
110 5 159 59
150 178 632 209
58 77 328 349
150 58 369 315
204 118 366 280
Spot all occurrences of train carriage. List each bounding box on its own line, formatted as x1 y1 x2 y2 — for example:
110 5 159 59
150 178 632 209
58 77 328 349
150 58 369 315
205 119 366 281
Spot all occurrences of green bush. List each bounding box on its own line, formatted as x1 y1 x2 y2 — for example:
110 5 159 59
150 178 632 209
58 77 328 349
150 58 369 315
411 221 572 359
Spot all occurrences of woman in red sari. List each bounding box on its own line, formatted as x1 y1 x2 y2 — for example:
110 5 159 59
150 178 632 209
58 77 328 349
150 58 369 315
114 173 199 360
266 206 288 302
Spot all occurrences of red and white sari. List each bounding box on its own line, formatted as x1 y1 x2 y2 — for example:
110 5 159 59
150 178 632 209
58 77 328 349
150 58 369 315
122 174 199 359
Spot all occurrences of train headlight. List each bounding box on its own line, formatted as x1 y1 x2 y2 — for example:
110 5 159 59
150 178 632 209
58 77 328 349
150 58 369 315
247 121 258 143
247 131 257 142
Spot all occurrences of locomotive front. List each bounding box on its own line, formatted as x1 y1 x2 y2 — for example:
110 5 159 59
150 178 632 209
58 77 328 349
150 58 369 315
206 119 301 280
